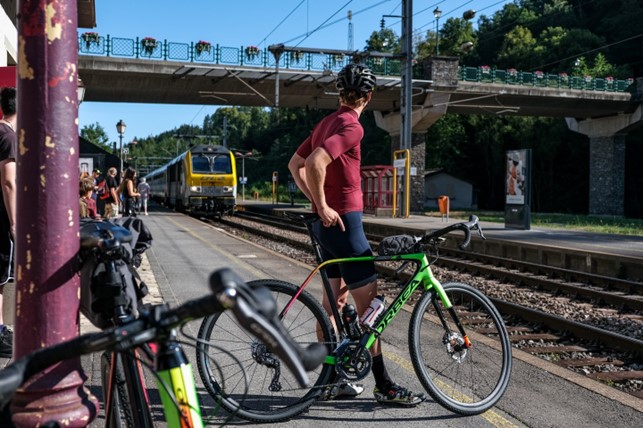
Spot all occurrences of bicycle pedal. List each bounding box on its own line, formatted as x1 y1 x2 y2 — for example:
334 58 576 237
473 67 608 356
319 384 340 401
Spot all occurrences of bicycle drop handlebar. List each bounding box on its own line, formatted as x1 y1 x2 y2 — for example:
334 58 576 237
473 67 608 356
421 215 486 250
0 268 327 411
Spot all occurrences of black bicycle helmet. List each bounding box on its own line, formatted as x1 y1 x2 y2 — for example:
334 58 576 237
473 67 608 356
336 64 376 94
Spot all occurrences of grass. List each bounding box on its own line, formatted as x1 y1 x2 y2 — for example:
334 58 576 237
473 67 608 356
425 211 643 236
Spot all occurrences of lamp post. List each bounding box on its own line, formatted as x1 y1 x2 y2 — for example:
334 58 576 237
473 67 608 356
433 7 442 55
116 119 126 177
77 78 86 104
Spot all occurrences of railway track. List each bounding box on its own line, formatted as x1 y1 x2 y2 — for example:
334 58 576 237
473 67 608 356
208 210 643 400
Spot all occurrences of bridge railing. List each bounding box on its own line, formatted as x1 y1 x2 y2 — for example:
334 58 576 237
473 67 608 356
459 66 633 92
78 34 634 92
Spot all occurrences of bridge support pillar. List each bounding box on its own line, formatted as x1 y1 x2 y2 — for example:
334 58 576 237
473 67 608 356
386 133 426 214
372 57 459 214
566 101 642 216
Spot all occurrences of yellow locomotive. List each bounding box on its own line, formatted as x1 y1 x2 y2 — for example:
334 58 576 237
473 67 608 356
146 144 237 217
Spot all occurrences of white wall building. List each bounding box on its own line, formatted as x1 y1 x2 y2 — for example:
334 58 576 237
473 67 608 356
424 169 477 210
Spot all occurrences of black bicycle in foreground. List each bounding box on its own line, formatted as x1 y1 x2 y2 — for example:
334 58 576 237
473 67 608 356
0 259 326 427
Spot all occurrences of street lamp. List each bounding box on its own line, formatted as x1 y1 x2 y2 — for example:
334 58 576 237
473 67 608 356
116 119 126 177
433 7 442 55
77 78 86 104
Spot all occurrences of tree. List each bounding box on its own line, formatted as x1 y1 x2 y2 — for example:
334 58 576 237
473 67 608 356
80 122 111 151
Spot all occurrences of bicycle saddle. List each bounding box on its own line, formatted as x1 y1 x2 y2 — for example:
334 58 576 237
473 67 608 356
284 211 319 225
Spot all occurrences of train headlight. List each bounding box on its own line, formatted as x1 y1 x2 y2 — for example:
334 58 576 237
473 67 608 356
190 186 202 193
223 186 233 194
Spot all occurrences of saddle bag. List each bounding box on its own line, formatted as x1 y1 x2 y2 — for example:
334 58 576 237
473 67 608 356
377 235 418 256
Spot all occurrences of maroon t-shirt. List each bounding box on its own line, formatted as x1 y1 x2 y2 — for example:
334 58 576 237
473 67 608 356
296 106 364 215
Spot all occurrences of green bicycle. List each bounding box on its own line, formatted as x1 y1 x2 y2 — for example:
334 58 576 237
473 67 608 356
196 212 512 422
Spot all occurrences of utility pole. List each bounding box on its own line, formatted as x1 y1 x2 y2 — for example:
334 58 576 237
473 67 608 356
400 0 413 152
347 10 354 51
222 116 228 148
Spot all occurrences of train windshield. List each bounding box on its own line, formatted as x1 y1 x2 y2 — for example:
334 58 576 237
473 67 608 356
192 154 232 174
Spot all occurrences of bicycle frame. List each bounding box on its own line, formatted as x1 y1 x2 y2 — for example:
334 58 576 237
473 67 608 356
283 251 474 367
155 339 204 428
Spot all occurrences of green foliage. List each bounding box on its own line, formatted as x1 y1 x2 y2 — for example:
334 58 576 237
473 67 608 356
365 28 400 53
80 122 111 150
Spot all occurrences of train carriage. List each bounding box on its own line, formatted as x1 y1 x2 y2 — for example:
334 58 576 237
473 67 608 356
146 144 237 217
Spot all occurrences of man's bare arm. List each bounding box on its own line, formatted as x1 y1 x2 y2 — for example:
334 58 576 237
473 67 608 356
304 148 345 231
0 159 16 238
288 153 314 202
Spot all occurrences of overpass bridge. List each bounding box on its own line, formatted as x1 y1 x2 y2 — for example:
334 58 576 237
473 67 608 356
78 35 643 216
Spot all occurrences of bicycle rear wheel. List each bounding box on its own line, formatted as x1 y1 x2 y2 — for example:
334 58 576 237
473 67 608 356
196 279 336 423
409 282 512 415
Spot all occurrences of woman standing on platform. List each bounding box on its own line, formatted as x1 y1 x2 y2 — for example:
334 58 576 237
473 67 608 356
118 167 140 216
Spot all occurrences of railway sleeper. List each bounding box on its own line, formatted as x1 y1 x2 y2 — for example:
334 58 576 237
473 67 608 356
553 357 625 368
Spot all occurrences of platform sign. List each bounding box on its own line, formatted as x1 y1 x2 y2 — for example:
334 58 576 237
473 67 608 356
505 149 532 230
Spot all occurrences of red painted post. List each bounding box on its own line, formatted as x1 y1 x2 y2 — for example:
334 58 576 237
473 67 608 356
10 1 99 426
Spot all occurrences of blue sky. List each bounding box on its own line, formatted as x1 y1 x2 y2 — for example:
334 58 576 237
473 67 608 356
79 0 509 145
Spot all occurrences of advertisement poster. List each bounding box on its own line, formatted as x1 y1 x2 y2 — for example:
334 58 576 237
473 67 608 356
79 157 94 177
505 149 529 205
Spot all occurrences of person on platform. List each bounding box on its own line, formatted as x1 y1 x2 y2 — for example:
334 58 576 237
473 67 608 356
137 177 151 215
0 87 17 358
288 64 424 406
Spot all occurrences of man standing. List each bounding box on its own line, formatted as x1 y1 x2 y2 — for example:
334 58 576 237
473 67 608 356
104 167 120 219
288 64 424 406
0 87 17 358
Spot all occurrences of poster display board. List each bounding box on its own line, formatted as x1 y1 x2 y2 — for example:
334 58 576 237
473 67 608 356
505 149 531 230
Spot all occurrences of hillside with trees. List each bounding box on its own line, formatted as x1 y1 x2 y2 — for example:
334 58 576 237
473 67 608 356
84 0 643 217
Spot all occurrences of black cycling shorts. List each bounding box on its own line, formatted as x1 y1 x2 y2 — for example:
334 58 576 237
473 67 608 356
313 211 377 290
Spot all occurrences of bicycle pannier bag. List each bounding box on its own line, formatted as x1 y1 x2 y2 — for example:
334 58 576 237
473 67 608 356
79 218 152 329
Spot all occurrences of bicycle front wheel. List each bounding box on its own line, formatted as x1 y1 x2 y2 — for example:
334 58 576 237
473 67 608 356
409 282 512 415
196 279 336 423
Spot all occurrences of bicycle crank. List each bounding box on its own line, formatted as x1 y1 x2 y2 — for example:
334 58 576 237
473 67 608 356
335 343 372 381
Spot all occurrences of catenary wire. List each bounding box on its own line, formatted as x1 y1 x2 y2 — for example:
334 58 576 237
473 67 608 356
279 0 393 47
255 0 307 48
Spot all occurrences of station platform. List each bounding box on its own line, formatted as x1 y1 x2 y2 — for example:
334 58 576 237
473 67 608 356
1 205 641 427
238 200 643 282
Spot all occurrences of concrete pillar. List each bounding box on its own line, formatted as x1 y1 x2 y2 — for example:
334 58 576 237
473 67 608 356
11 1 99 426
589 136 625 215
566 101 642 216
372 57 459 215
390 133 426 213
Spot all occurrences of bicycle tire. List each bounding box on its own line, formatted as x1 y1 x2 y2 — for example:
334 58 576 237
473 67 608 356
196 279 336 423
409 282 512 415
100 352 134 428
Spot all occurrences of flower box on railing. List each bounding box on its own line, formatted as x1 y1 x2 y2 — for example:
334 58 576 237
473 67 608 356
245 46 260 60
195 40 212 56
331 54 345 66
506 68 518 84
81 32 100 49
141 37 158 55
480 65 493 82
289 51 304 64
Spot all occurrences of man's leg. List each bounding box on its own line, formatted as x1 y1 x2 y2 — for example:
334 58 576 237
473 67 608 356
320 277 348 335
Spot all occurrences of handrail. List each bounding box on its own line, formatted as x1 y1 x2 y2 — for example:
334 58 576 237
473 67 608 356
78 34 635 93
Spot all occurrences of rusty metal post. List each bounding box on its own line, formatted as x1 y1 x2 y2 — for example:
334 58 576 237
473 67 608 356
11 1 99 426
